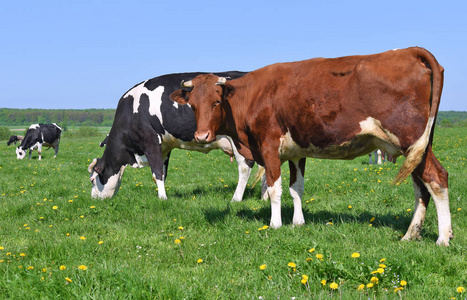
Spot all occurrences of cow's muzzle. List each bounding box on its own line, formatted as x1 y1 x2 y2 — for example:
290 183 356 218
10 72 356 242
195 131 214 143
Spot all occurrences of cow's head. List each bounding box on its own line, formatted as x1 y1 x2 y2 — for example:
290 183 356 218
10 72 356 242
88 158 126 199
16 146 26 159
171 74 228 143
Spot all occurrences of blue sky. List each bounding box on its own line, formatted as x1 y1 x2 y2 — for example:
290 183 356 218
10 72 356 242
1 0 466 111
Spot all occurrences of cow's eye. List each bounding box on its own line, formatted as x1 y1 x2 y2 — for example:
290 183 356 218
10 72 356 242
213 100 221 107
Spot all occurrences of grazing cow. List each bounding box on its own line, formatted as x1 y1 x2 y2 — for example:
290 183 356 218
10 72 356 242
16 124 62 160
171 47 452 245
7 135 24 146
88 71 255 201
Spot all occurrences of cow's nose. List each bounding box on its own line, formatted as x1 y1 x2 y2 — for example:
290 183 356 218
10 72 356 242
195 131 210 143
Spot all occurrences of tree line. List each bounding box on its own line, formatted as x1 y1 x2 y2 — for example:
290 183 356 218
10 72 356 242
0 108 465 128
0 108 116 128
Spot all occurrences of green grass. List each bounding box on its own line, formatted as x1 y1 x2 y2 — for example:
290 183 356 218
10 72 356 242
0 127 466 299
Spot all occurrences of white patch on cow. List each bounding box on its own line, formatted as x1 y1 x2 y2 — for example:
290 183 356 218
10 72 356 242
125 82 164 123
153 173 167 199
29 124 40 130
124 80 148 114
172 101 179 109
148 86 164 118
268 177 282 229
90 166 126 199
16 147 26 159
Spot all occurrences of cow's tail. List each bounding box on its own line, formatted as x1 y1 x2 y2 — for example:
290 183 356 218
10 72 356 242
393 47 444 184
251 165 265 188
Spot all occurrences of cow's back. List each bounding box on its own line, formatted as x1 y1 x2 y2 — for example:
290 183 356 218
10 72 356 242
241 48 434 149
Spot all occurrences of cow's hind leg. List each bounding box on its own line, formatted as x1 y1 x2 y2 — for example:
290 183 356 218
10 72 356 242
403 146 452 246
289 158 306 226
401 174 430 242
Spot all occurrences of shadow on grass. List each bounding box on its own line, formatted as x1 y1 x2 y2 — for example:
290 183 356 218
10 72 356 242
235 205 438 242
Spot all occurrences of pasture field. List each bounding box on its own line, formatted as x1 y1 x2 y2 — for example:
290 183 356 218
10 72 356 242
0 127 466 299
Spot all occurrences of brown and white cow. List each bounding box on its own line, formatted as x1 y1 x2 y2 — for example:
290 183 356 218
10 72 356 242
171 47 453 246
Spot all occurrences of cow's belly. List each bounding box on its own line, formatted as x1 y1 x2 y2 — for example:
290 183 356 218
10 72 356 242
161 133 229 154
279 117 402 161
279 131 376 161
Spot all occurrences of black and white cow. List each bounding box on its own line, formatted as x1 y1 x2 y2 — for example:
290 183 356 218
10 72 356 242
16 123 62 160
7 135 24 146
88 71 255 201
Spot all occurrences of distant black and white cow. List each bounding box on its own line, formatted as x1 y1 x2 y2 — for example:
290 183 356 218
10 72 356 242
16 123 62 160
88 71 255 201
7 135 24 146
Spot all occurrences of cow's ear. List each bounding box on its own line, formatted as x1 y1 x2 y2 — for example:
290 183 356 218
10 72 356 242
170 89 191 105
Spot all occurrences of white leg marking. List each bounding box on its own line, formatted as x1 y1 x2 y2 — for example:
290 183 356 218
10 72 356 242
231 156 252 202
425 184 452 246
153 173 167 200
268 177 282 229
402 181 427 241
289 164 305 226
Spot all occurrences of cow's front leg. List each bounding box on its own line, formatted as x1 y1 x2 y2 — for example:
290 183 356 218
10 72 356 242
289 158 306 226
144 142 167 199
264 157 283 229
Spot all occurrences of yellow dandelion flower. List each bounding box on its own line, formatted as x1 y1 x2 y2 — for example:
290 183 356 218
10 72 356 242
370 277 379 284
90 206 95 209
308 248 315 253
357 284 365 291
52 206 58 210
19 253 26 257
59 265 66 271
316 254 324 259
197 259 203 264
287 262 296 268
98 241 104 245
348 205 352 209
42 268 47 272
301 275 308 284
259 264 266 270
367 283 374 288
78 265 87 270
376 268 384 274
321 279 327 286
174 239 181 244
27 266 34 270
394 287 404 292
329 282 338 290
379 264 387 268
351 252 360 258
457 287 465 293
370 217 375 222
0 246 3 250
65 277 72 283
262 225 269 230
306 258 313 262
80 236 86 240
400 280 407 286
178 226 184 230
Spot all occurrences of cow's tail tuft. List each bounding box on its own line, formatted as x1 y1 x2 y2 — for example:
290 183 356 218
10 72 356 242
393 47 444 184
251 165 265 188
